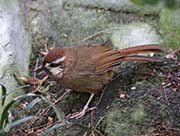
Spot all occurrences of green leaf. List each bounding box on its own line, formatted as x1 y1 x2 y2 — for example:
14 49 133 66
40 123 63 136
1 84 7 106
0 93 66 134
0 99 15 129
4 116 35 132
24 98 41 112
0 129 3 135
0 85 30 100
40 96 66 124
13 72 25 86
0 93 38 129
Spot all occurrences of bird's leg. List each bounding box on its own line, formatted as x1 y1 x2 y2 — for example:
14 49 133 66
67 93 97 119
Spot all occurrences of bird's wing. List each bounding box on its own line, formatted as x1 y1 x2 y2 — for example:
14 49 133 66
72 46 124 74
65 46 114 93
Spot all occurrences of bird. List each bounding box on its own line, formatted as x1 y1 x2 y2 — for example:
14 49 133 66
39 44 163 119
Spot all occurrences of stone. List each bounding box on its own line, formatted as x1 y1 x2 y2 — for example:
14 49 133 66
111 22 163 49
0 0 31 121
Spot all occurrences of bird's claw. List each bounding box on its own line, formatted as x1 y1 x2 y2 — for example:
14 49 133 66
38 44 54 56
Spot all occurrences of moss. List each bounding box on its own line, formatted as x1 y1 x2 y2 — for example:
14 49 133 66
106 108 136 136
131 103 146 123
41 4 112 47
105 84 173 136
129 63 164 85
130 0 159 6
105 102 146 135
160 8 180 49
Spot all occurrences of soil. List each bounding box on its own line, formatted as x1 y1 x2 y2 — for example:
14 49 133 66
5 52 180 136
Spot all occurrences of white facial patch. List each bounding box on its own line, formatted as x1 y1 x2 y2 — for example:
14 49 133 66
45 56 66 78
49 67 64 78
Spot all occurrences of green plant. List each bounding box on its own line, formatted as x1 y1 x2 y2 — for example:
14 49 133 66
0 84 66 135
0 85 35 134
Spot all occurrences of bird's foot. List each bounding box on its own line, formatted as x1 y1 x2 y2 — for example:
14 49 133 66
38 44 54 56
66 106 97 119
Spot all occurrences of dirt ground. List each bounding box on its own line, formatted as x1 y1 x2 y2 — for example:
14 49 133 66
5 49 180 136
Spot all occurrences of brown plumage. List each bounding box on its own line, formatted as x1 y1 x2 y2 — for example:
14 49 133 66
42 44 163 119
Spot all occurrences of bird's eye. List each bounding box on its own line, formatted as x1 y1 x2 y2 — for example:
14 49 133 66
48 57 66 68
49 62 62 68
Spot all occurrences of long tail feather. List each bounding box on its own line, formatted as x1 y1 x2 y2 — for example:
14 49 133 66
123 55 162 62
95 44 163 74
118 44 163 55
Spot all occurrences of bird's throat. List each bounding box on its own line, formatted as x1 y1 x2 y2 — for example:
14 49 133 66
49 67 64 78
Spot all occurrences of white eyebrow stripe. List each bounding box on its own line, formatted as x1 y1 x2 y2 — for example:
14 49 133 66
52 56 66 64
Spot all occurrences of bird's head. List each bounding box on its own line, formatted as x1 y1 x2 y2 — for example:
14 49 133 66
39 48 66 79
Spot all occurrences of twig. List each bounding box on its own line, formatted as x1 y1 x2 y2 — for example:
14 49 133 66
74 27 121 44
92 127 104 136
23 110 42 129
96 73 121 106
163 89 170 106
133 133 167 136
95 116 105 128
53 89 71 104
24 89 70 128
33 58 39 78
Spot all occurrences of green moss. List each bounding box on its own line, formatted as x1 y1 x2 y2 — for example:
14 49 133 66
41 5 111 47
105 99 148 136
130 0 159 6
160 8 180 49
105 108 138 136
105 85 173 136
129 63 164 85
131 103 146 123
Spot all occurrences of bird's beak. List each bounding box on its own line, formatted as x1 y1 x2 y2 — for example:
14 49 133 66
34 65 46 72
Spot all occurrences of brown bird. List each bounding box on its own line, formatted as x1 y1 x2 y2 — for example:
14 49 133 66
40 44 163 119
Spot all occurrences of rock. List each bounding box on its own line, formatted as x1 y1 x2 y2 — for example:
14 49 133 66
63 0 163 15
20 0 112 47
0 0 31 120
111 22 163 49
20 0 162 49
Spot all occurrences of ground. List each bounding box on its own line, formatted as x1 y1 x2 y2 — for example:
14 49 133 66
5 51 180 136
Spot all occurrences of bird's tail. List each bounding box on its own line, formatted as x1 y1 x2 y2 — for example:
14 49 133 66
118 44 163 54
95 44 163 74
118 44 163 62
